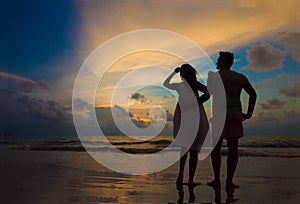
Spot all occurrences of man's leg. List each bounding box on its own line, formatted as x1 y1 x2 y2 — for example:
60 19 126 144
177 148 187 184
208 138 223 188
226 137 239 186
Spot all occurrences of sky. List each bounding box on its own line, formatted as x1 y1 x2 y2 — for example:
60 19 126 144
1 0 300 136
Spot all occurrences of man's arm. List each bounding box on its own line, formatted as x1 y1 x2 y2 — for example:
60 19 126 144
242 83 257 120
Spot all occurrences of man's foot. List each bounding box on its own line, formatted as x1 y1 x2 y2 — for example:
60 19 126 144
207 180 221 189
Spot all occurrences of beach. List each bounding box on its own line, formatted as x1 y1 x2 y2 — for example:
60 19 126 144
1 146 299 204
1 0 300 203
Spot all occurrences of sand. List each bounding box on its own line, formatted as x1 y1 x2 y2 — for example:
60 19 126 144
0 146 299 204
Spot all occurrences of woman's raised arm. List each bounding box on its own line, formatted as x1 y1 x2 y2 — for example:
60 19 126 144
163 68 180 90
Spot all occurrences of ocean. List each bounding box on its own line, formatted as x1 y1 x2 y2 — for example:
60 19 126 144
1 135 299 158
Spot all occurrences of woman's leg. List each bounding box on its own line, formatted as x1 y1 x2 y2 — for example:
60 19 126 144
177 148 187 184
188 150 199 184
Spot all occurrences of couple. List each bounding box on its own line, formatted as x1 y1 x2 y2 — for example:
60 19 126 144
163 51 257 190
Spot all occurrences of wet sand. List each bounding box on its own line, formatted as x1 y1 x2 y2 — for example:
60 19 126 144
1 147 299 203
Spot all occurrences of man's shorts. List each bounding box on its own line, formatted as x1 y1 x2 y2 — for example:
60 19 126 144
221 113 244 139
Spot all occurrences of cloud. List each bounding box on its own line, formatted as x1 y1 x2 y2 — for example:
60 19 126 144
37 80 51 90
0 72 50 93
96 105 150 134
78 1 300 108
144 108 174 123
283 110 300 119
0 72 67 123
244 110 300 135
131 92 148 104
242 44 286 72
278 84 300 98
95 106 126 135
280 32 300 66
0 72 74 136
0 89 74 136
72 98 95 119
97 105 174 135
112 104 134 118
239 0 259 8
253 74 300 99
278 74 300 98
94 52 181 107
259 97 286 109
256 112 276 122
163 95 176 99
253 77 277 89
251 73 300 104
77 0 300 57
22 96 71 120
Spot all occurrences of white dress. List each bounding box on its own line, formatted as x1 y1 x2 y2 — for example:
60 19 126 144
173 82 209 151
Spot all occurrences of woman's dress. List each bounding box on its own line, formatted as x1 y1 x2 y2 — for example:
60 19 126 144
173 83 209 151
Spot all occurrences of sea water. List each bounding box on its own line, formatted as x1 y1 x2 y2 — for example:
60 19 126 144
1 135 300 158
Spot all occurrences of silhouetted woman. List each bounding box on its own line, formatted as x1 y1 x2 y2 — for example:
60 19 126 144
163 64 209 186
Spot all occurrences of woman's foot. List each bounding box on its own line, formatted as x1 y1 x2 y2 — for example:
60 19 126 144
213 187 221 204
226 197 239 203
188 181 200 187
207 179 221 189
226 182 239 194
226 182 239 190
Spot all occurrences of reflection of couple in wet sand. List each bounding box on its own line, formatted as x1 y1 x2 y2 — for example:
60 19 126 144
164 51 257 203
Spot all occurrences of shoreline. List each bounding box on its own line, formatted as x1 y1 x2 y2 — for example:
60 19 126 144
1 148 300 203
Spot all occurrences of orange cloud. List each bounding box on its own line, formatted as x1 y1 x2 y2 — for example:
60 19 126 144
76 0 300 55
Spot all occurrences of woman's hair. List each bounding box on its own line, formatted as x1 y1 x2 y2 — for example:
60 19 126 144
180 64 198 91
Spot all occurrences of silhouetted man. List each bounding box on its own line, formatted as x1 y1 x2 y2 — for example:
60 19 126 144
207 51 257 192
